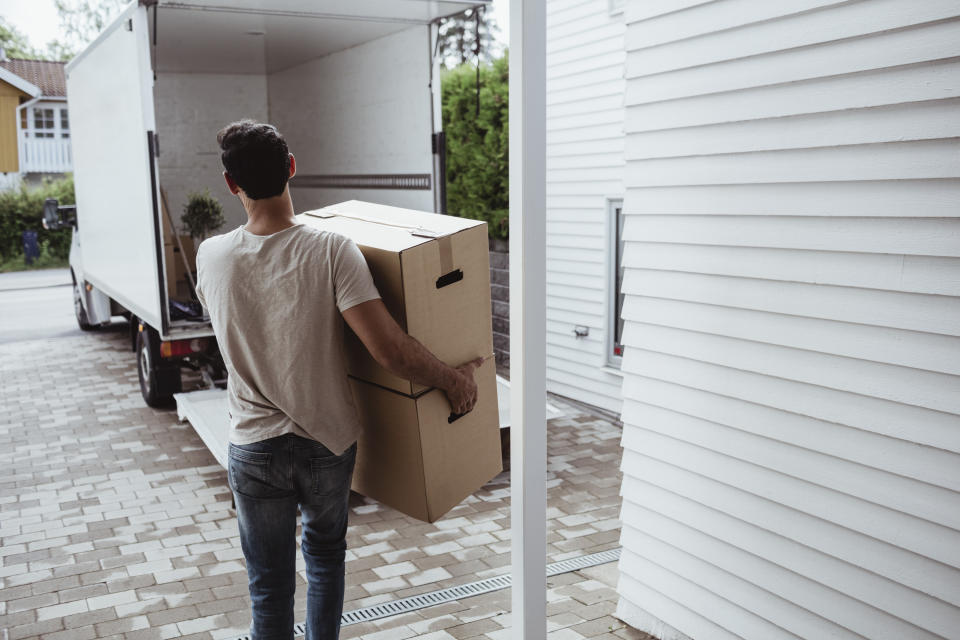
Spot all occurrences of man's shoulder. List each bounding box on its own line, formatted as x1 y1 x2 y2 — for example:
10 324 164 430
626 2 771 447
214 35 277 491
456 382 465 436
292 222 352 251
294 222 337 240
197 227 241 260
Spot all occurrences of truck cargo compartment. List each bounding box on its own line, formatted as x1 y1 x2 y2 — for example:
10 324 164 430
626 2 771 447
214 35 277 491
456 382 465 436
68 0 483 341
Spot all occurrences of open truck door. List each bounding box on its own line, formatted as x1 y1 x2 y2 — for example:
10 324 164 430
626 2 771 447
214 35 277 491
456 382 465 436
66 4 168 332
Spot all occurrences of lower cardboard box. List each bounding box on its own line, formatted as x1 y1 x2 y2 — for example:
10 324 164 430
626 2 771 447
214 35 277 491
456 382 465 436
349 357 502 523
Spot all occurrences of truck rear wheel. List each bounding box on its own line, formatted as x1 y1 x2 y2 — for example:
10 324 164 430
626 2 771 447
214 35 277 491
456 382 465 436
136 325 182 407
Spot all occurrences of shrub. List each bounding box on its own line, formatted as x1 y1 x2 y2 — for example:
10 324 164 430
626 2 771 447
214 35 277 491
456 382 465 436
442 53 509 239
0 175 75 262
0 238 68 272
180 189 225 241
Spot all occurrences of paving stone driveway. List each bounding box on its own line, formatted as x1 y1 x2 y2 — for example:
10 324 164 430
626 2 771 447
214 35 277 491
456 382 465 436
0 321 649 640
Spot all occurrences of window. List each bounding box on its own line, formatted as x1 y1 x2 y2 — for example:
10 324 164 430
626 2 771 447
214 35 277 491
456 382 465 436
609 199 625 366
33 108 56 138
22 105 70 139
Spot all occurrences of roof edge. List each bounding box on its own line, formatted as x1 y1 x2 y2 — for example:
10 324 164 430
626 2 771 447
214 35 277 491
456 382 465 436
0 65 41 98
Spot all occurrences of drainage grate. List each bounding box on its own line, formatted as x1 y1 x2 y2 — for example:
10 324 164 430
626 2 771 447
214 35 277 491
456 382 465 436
547 547 621 576
225 547 621 639
340 573 514 627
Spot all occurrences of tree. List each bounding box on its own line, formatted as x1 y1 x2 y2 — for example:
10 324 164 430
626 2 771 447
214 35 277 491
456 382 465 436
442 54 509 239
0 17 44 59
437 6 500 69
44 40 76 63
50 0 128 60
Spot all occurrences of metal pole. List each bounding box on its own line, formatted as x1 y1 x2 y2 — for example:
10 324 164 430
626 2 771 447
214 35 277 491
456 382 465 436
509 0 547 638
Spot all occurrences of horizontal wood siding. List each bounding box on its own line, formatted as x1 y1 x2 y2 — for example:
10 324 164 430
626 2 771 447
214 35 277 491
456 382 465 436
0 81 27 173
0 95 20 173
617 1 960 638
546 0 625 412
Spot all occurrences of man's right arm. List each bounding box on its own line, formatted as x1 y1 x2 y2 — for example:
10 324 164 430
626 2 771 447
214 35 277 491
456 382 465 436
341 299 483 415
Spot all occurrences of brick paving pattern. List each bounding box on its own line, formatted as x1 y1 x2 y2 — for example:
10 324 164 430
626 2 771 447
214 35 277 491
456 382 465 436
0 324 651 640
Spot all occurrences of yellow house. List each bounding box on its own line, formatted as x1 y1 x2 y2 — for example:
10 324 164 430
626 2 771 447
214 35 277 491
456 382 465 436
0 55 71 185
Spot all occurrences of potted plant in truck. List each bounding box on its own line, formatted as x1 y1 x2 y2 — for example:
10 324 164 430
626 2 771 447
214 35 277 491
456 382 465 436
181 189 225 243
166 190 224 302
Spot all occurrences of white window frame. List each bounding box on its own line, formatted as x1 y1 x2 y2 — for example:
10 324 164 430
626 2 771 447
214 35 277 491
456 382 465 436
606 197 625 368
22 103 70 139
59 107 70 139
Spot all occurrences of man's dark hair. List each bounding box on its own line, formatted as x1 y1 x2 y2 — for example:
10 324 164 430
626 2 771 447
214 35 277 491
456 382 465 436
217 120 291 200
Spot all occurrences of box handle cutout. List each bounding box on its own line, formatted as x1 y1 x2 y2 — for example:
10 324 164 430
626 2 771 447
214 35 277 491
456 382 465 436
448 410 470 424
436 269 464 289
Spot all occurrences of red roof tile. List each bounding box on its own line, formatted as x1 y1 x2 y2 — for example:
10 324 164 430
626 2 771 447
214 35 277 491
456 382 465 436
0 58 67 97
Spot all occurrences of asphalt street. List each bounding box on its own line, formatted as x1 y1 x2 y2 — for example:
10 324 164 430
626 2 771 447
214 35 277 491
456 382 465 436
0 267 88 344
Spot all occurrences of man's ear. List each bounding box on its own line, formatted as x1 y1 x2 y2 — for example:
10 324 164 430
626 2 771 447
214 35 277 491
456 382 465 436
223 171 241 195
288 153 297 179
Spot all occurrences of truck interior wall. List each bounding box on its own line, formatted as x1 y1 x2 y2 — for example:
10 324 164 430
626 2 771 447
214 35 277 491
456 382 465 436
267 26 435 212
154 72 269 234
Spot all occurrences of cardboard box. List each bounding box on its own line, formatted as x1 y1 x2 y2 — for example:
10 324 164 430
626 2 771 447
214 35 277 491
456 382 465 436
171 235 196 270
164 235 196 300
162 209 175 245
301 201 500 522
299 201 494 395
349 357 502 522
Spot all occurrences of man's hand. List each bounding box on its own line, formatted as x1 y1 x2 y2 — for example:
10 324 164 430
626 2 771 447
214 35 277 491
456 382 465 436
446 357 484 415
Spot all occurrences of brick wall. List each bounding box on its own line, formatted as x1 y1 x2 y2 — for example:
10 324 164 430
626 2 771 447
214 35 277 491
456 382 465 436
489 237 509 368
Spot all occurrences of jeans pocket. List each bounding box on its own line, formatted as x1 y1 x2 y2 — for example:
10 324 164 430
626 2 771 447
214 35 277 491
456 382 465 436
309 443 356 497
228 444 272 495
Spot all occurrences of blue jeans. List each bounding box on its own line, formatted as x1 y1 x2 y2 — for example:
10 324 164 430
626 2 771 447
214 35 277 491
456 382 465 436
228 433 357 640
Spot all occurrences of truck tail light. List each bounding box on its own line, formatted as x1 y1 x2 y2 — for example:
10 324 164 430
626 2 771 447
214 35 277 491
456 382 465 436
160 338 208 358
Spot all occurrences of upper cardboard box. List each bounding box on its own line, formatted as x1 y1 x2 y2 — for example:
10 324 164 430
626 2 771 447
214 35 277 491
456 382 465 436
299 200 494 395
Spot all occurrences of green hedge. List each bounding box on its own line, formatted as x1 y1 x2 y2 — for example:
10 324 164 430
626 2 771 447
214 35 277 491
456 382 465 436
0 175 75 263
442 54 509 239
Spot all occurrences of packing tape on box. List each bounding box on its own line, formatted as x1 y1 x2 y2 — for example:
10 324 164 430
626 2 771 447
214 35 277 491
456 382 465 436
437 235 454 274
306 209 441 238
305 208 461 284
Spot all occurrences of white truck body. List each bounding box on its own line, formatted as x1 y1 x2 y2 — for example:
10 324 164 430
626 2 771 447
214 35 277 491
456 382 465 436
66 0 483 341
65 0 498 459
62 0 488 455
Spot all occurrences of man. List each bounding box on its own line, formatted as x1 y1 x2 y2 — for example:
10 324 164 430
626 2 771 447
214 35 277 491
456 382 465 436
195 120 483 640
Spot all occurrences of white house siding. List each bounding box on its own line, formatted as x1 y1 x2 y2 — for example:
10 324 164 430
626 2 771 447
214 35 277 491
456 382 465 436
546 0 626 413
616 1 960 639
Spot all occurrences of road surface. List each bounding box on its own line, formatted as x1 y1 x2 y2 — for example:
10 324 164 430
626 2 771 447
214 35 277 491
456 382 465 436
0 267 89 343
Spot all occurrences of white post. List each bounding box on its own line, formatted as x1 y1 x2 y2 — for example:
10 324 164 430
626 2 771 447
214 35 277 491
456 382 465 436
429 21 444 213
509 0 547 639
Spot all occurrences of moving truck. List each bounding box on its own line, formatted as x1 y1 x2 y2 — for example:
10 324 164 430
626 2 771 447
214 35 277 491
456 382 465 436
51 0 487 462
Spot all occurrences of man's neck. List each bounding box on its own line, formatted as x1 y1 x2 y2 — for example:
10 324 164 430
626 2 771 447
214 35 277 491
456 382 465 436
242 189 298 236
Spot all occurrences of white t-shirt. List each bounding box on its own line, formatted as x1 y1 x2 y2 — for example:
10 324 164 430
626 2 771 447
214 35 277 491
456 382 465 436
195 222 381 455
